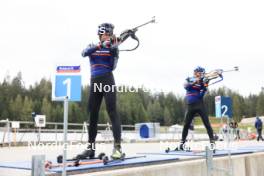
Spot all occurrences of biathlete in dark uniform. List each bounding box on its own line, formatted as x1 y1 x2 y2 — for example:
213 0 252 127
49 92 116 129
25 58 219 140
177 66 215 150
77 23 131 159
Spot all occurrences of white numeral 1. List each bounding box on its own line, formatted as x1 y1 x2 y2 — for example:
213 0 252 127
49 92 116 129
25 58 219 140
63 78 71 99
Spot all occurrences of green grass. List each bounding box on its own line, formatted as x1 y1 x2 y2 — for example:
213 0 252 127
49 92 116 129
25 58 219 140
193 116 222 125
160 117 256 133
193 117 256 133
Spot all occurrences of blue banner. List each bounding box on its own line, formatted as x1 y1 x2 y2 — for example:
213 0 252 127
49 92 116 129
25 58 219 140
56 66 81 73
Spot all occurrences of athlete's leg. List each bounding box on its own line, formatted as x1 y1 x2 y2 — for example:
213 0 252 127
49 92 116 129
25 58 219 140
88 79 104 144
197 103 214 141
181 105 196 143
103 74 121 145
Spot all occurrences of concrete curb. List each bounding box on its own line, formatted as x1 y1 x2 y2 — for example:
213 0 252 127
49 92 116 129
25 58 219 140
76 152 264 176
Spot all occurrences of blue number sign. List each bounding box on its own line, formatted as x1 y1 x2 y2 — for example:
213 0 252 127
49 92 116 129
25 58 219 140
215 96 232 118
52 66 81 102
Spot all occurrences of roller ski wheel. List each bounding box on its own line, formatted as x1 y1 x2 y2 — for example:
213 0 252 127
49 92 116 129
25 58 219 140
210 141 216 154
165 147 171 153
102 155 109 165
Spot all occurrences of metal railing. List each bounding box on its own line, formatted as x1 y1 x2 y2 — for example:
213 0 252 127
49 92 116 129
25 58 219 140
0 120 134 133
0 120 135 146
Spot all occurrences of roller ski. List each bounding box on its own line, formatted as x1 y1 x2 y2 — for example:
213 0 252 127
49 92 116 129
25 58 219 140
56 152 106 163
45 158 104 169
165 142 190 153
102 154 146 165
102 143 126 165
72 144 98 160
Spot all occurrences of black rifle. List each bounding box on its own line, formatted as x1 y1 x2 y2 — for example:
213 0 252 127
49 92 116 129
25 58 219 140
114 16 156 51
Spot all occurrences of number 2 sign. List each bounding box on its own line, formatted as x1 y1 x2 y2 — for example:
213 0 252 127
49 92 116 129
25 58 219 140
215 96 232 118
52 65 81 102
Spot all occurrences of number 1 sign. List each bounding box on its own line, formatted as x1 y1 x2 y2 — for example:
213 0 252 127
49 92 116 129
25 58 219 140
52 65 81 102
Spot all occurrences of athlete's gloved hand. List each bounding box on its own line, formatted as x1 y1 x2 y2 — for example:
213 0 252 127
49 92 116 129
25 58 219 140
202 77 209 82
119 29 134 42
110 35 118 44
82 43 99 57
186 77 200 84
186 77 195 83
120 29 134 36
202 77 210 87
87 43 103 50
87 43 97 49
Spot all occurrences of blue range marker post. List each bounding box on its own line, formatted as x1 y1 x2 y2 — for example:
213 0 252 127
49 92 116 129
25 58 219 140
215 96 233 175
215 96 232 118
52 65 82 176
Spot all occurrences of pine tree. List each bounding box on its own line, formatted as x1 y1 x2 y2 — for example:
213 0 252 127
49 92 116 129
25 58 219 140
147 101 163 124
163 107 172 125
256 91 264 116
21 96 33 121
41 97 52 121
137 103 149 122
9 94 23 120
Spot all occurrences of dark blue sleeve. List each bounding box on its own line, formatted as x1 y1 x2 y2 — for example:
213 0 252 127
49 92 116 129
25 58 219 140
110 46 119 58
199 90 206 98
184 78 194 90
199 83 207 97
82 44 98 57
184 82 192 90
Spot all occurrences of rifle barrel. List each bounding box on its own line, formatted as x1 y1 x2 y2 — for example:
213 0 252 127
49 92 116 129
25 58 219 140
133 16 155 31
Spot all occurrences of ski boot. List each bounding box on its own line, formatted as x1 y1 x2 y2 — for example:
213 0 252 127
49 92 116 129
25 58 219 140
165 141 188 153
75 143 95 160
111 143 124 160
174 142 185 151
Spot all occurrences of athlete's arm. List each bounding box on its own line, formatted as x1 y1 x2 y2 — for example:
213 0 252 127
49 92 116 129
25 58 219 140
116 29 134 44
199 81 208 97
184 77 199 90
82 44 100 57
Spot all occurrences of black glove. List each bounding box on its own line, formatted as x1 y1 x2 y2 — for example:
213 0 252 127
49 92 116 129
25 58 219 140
202 77 210 84
119 29 135 42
